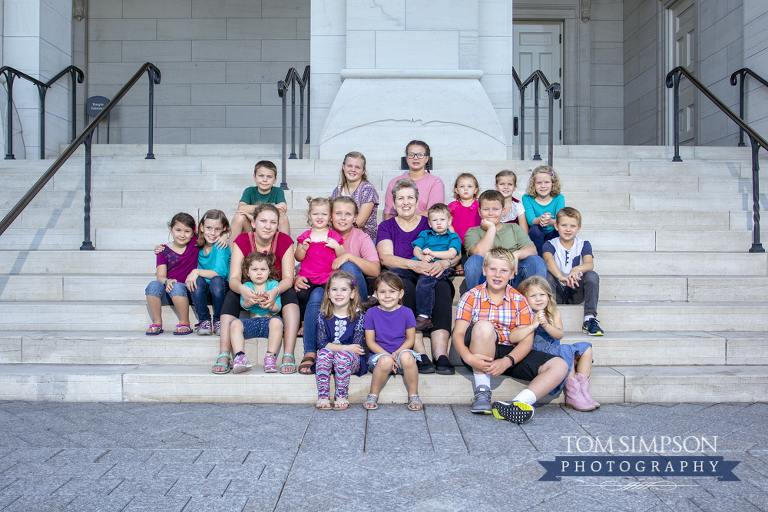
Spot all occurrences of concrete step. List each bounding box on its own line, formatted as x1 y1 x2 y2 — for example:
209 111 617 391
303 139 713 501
2 331 765 367
0 362 765 403
57 143 288 158
2 301 768 332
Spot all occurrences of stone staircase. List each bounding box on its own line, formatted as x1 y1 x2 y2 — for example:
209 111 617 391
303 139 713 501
1 143 767 404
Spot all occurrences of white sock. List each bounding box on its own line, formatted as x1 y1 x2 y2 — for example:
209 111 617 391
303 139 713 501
512 388 537 406
473 373 491 389
419 314 429 318
584 315 595 322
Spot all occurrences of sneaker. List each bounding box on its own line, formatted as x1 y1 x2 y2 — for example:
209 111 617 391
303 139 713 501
415 316 433 331
435 355 455 375
213 321 221 335
471 385 492 414
197 320 212 336
492 401 535 424
232 354 253 374
416 354 436 374
582 317 604 336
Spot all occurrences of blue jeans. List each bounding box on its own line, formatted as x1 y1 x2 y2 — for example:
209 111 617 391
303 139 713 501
145 280 190 304
528 225 559 256
190 276 228 323
463 253 548 290
302 261 368 355
414 268 453 317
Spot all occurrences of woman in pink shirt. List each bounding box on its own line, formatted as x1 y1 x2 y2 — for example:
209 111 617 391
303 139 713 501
383 140 445 220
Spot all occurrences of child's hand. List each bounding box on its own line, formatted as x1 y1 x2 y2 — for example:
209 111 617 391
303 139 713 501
480 219 495 231
214 233 229 249
567 269 582 288
154 244 164 255
467 353 493 373
294 275 310 293
422 248 432 256
185 270 200 291
540 212 552 226
536 310 548 327
420 253 434 262
275 203 288 214
261 287 279 310
325 237 341 251
300 238 311 251
488 358 511 377
241 287 260 308
391 351 401 373
234 210 253 221
164 278 177 293
348 345 365 356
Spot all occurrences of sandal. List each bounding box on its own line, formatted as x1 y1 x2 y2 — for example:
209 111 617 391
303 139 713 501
333 398 349 410
455 265 465 276
211 351 232 374
173 323 193 335
264 353 278 373
364 394 379 410
280 353 297 374
298 355 315 375
145 324 163 335
315 398 332 410
232 353 253 374
407 394 423 411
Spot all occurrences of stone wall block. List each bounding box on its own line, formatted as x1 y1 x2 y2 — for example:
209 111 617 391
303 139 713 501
157 19 227 40
405 0 478 31
191 0 262 18
122 41 192 63
225 105 282 128
478 36 512 74
191 84 260 105
147 62 226 84
192 127 261 143
226 18 299 40
157 106 226 128
312 0 345 36
225 61 300 84
478 0 510 37
122 0 192 19
347 0 405 31
117 84 192 106
375 31 459 69
311 35 345 73
459 32 479 69
192 40 262 61
262 0 310 18
88 40 122 62
346 30 374 69
89 19 157 41
3 1 40 37
297 17 310 39
2 36 40 74
89 0 123 19
261 39 309 61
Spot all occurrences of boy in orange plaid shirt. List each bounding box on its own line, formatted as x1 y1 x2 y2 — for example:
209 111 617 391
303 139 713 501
452 247 569 424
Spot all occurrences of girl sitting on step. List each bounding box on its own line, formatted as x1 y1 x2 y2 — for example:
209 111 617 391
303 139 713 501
145 213 200 335
517 276 599 411
314 271 367 410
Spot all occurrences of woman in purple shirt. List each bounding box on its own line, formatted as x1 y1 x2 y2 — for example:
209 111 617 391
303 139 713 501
376 178 459 375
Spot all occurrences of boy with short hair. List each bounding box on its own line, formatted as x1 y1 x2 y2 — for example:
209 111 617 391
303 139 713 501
411 203 462 332
230 160 290 238
452 247 569 423
542 207 604 336
463 190 547 290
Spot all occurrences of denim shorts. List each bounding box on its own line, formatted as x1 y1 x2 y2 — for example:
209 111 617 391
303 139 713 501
240 315 284 339
145 280 190 305
368 350 421 375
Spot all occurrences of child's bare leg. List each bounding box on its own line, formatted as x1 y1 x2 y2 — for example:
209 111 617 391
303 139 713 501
468 320 497 368
267 318 284 355
147 295 163 326
219 314 235 353
527 357 569 400
278 212 290 235
230 319 245 354
576 347 593 378
170 295 191 326
230 213 252 240
281 303 300 371
369 355 393 396
400 352 419 395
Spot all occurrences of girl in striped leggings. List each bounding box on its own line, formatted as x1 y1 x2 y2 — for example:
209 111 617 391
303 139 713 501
315 271 368 410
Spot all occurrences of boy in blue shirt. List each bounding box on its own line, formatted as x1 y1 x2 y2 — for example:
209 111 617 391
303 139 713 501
230 160 291 238
542 207 604 336
412 203 462 331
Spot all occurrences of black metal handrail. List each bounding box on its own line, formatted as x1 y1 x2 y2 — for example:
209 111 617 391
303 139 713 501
513 67 561 167
730 68 768 148
1 65 84 160
277 65 310 190
666 66 765 253
0 63 161 250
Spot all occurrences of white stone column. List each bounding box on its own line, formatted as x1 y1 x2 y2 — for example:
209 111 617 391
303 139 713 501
313 0 510 161
2 0 73 159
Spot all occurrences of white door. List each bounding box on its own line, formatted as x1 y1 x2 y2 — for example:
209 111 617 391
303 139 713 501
513 22 564 149
670 0 696 145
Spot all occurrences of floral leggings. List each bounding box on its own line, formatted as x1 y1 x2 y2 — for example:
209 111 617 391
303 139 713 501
315 348 361 400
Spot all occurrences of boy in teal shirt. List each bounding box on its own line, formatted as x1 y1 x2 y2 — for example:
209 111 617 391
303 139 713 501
230 160 290 238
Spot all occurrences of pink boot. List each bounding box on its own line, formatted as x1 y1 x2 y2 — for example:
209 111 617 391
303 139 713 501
577 373 600 408
564 376 595 411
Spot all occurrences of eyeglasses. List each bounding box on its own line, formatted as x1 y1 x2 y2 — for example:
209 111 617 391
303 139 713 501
406 152 427 159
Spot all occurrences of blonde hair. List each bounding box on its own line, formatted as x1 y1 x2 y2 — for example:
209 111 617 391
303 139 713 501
495 169 517 186
339 151 369 193
320 271 361 322
482 247 516 270
305 196 332 227
556 206 582 227
452 173 480 201
525 166 561 198
517 276 557 325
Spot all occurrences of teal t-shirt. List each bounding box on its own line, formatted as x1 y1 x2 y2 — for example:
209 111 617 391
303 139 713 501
240 186 286 205
241 280 281 316
197 244 231 283
522 194 565 233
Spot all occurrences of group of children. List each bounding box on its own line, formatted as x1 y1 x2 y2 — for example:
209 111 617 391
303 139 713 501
144 149 604 422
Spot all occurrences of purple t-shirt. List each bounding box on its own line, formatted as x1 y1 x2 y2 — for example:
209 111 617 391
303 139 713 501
377 216 430 260
156 243 200 282
363 306 416 353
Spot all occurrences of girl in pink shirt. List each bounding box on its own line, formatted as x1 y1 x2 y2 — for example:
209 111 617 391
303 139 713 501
383 140 445 220
448 173 481 276
295 197 346 334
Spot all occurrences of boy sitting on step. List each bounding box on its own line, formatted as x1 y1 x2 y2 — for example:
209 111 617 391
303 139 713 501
542 207 604 336
452 247 569 424
230 160 291 238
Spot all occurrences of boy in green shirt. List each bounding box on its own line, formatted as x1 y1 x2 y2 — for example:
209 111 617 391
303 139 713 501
230 160 290 238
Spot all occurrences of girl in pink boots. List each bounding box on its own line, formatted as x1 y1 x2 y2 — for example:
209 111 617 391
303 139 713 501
517 276 599 411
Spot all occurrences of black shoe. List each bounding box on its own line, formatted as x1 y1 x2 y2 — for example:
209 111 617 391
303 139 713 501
435 355 455 375
417 354 436 374
492 401 535 424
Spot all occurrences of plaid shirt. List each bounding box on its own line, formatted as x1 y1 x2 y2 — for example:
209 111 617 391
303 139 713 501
455 283 534 345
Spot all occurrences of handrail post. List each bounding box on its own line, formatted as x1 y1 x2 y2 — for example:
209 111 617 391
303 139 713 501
279 81 289 190
70 68 78 142
547 88 555 167
38 86 47 159
145 68 155 159
5 72 15 160
671 71 682 162
748 136 765 253
80 132 95 250
519 87 526 161
305 72 311 145
298 82 305 159
737 71 746 147
533 76 541 161
289 79 297 159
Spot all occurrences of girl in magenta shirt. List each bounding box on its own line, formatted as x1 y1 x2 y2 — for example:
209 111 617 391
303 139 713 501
295 197 346 334
448 173 481 275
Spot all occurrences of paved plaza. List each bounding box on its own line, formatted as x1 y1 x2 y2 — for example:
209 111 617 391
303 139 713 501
0 400 766 511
